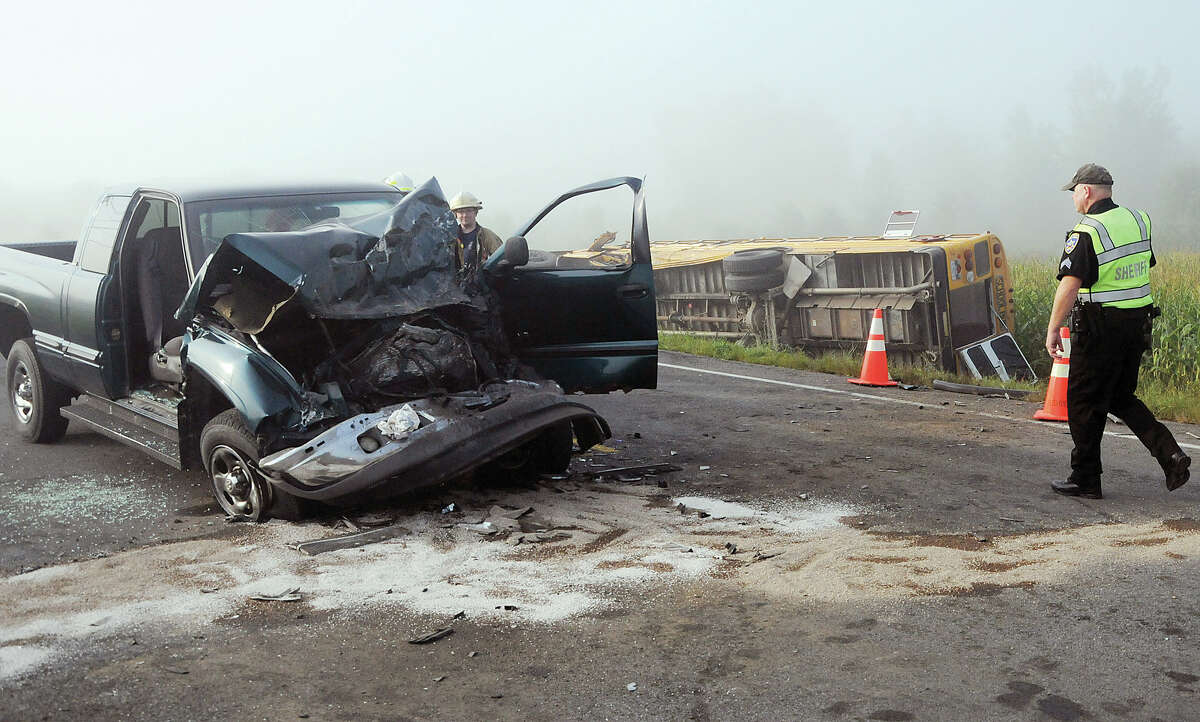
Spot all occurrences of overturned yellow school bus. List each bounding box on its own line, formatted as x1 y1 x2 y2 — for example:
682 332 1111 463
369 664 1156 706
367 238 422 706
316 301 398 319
648 231 1034 380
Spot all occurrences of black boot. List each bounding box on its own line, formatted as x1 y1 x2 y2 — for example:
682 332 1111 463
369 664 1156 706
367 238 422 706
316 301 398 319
1052 479 1103 499
1164 452 1191 492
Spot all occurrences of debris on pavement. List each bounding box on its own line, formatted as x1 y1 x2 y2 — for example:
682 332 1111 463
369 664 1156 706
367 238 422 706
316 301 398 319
587 463 682 480
751 551 781 562
250 586 302 602
627 682 638 692
297 524 413 555
408 627 454 645
724 542 739 554
441 503 457 514
352 512 396 527
699 465 711 471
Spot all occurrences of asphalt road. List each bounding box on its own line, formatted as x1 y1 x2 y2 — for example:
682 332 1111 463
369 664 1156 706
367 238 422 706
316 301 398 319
2 350 1199 721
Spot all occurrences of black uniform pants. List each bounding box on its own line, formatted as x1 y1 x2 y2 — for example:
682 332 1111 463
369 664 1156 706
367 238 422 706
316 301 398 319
1067 307 1181 486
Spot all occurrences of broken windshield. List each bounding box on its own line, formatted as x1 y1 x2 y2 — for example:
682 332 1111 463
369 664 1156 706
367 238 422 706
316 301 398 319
185 192 402 266
179 178 478 324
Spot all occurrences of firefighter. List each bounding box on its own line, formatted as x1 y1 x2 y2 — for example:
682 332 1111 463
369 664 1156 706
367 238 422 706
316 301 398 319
449 191 502 273
1045 163 1190 498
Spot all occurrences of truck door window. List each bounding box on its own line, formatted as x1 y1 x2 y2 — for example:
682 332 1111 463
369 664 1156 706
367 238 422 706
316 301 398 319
522 188 632 269
78 195 131 273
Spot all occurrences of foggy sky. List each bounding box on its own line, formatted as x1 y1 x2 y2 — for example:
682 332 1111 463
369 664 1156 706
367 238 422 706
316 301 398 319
3 0 1198 255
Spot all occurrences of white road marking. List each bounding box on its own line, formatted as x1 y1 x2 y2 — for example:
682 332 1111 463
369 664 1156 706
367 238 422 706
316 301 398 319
658 361 1200 452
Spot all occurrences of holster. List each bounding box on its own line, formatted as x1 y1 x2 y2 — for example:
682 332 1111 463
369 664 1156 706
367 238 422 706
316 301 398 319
1069 301 1101 341
1144 305 1161 348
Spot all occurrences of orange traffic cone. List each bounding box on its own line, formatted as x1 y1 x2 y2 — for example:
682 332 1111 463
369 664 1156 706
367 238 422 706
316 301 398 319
848 309 898 387
1034 327 1070 422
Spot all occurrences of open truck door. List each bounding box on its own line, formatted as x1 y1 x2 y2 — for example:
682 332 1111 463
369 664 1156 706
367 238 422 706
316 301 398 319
487 177 657 393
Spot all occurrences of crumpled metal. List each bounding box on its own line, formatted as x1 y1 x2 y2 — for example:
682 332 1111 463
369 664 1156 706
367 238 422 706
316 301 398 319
179 177 478 323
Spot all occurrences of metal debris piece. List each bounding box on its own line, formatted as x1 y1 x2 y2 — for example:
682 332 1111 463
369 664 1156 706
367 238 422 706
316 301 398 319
496 604 519 611
250 586 302 602
433 676 446 683
339 516 361 532
751 551 781 562
588 463 682 480
725 542 739 554
699 465 711 471
409 627 454 645
676 503 689 515
492 506 533 520
453 610 466 619
297 524 413 555
627 682 638 692
468 651 479 658
353 512 396 527
160 666 189 675
799 493 809 501
441 503 457 514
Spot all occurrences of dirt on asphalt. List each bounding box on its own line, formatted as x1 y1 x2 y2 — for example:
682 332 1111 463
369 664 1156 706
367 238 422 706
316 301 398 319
2 351 1198 720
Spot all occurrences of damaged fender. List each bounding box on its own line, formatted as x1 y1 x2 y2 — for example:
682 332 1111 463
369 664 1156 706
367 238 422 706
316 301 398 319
183 326 311 432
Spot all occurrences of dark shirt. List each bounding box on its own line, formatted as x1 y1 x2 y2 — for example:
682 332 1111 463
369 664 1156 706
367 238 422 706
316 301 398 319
459 226 480 268
1056 198 1155 285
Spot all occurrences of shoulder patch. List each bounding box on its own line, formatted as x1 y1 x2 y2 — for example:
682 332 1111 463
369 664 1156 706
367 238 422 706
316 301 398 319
1064 233 1080 254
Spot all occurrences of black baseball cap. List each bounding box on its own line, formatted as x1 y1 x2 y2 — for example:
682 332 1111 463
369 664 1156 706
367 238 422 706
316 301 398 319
1062 163 1113 191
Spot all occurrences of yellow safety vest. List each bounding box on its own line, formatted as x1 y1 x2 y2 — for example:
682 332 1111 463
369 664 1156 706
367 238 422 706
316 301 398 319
1074 206 1154 308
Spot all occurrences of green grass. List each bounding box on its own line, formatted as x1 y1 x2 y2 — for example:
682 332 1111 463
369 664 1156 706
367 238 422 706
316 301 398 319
660 251 1200 423
658 334 1041 395
1011 251 1200 423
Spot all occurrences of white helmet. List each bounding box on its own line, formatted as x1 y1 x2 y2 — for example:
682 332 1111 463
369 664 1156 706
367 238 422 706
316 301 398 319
448 191 483 211
384 171 415 192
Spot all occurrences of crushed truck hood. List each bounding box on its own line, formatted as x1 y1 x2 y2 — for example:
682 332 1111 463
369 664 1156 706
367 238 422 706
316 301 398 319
177 178 479 332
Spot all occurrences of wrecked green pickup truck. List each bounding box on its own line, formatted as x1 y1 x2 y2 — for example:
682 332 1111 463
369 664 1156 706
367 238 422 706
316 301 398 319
1 177 657 520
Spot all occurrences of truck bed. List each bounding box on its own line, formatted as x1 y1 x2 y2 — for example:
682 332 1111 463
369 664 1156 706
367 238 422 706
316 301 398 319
0 240 78 262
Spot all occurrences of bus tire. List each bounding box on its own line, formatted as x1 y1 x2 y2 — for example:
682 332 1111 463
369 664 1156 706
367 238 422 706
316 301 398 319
722 249 785 275
724 267 787 292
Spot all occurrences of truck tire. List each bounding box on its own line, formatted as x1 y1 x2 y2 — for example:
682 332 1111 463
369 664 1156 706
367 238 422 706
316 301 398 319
534 421 574 474
724 267 787 292
6 339 70 443
722 249 785 275
200 409 308 522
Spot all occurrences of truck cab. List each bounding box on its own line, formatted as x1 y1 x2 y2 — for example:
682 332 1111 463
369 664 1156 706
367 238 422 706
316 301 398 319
2 178 658 520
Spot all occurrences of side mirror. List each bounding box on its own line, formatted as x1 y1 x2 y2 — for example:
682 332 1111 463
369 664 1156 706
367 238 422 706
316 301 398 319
500 236 529 268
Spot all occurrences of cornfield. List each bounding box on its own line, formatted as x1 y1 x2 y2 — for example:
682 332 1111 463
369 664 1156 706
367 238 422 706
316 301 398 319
1011 252 1200 421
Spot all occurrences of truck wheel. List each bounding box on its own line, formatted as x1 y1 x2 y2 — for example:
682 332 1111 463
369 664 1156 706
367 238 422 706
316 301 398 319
722 249 785 275
724 267 787 292
534 421 574 474
6 339 70 443
200 409 308 522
